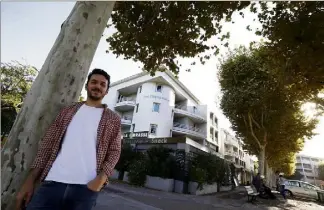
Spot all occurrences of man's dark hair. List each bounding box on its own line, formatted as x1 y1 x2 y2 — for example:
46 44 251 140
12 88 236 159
86 68 110 88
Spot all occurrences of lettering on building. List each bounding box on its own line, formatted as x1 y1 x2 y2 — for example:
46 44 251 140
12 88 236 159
144 95 169 102
122 136 186 144
123 131 149 138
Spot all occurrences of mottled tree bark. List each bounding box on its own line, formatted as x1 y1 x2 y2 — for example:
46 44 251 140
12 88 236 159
258 146 265 176
1 2 115 209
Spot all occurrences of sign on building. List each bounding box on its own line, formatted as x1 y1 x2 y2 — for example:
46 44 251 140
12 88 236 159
123 136 186 145
123 131 149 138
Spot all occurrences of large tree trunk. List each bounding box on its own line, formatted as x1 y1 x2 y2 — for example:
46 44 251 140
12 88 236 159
258 146 266 176
264 160 271 186
1 2 115 209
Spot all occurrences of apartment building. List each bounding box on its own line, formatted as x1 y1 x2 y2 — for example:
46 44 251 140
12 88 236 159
103 70 254 175
296 154 324 186
221 129 255 184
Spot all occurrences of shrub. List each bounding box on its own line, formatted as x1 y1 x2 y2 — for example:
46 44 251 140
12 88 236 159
128 153 147 186
115 144 137 180
146 146 176 179
115 144 136 172
190 166 208 190
189 152 231 191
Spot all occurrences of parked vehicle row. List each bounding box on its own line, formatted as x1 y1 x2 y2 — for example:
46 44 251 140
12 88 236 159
285 180 323 200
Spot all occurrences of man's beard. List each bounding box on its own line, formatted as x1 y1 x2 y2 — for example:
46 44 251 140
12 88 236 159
87 90 103 101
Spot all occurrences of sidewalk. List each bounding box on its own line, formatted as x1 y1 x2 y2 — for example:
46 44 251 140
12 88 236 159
104 183 254 209
103 182 324 210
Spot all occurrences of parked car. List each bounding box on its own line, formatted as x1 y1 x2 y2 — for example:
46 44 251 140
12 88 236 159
285 180 321 200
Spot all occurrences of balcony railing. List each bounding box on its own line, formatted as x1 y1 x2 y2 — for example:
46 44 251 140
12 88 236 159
121 116 133 125
117 97 136 104
173 122 206 138
224 150 239 157
224 137 239 147
174 105 205 120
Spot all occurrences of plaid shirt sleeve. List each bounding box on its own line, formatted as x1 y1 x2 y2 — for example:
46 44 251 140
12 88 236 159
30 109 64 169
102 118 122 177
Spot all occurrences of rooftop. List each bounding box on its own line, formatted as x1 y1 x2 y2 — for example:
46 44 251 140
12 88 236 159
110 69 201 104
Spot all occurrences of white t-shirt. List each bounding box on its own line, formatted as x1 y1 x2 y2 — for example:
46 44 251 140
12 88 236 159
279 177 286 185
45 104 103 184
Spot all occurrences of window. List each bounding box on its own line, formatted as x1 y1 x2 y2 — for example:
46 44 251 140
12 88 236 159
136 104 139 113
139 86 142 93
303 164 312 169
156 85 162 92
150 124 158 135
118 95 124 102
301 183 316 190
210 127 214 139
152 102 160 112
132 124 135 132
210 113 214 120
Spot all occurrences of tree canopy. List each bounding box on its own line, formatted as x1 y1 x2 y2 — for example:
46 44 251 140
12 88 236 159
107 1 324 113
107 1 250 75
218 46 316 175
1 62 38 135
250 2 324 107
107 2 324 89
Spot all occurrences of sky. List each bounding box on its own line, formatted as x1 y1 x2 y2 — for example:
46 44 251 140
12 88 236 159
2 2 324 158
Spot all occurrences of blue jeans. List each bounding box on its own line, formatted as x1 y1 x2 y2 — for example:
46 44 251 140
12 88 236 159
280 185 286 199
27 181 99 210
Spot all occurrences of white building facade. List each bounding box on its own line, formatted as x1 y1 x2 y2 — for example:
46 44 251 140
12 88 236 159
103 70 254 177
295 154 324 186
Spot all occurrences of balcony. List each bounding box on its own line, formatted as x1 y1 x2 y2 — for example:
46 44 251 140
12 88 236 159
172 122 206 139
173 105 206 123
115 97 136 111
225 158 235 164
224 137 239 148
303 170 315 176
224 150 239 157
121 116 132 126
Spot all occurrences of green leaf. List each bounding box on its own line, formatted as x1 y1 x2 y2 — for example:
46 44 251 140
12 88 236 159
107 1 251 75
218 46 317 174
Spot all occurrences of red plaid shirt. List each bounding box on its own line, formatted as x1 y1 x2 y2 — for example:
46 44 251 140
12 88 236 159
31 102 121 183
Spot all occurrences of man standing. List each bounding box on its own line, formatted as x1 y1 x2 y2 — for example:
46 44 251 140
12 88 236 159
252 173 261 192
16 69 122 210
278 173 287 199
275 170 280 191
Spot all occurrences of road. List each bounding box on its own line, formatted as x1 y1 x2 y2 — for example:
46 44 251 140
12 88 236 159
94 183 324 210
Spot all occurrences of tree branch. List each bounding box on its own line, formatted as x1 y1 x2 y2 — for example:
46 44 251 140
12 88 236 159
243 114 248 128
250 111 261 129
247 112 262 149
261 110 264 129
263 131 267 147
